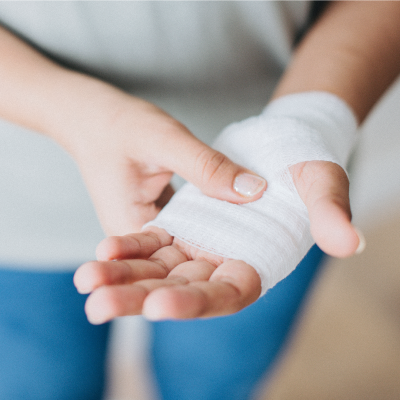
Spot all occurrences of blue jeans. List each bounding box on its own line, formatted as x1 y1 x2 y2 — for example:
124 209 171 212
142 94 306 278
0 268 110 400
150 245 325 400
0 245 324 400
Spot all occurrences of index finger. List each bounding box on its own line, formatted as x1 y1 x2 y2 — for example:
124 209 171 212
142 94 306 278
96 227 173 261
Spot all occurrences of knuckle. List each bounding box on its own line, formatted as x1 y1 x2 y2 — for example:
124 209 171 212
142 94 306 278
142 231 162 248
124 234 143 251
148 256 170 275
195 149 230 185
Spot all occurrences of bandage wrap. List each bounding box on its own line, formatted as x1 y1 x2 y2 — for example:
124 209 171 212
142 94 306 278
146 92 358 295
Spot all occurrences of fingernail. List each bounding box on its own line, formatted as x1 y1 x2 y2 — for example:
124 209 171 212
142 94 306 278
234 173 266 197
354 227 366 254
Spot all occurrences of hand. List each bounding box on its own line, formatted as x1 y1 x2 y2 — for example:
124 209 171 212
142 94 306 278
51 77 267 236
74 160 363 324
74 227 261 324
0 27 266 237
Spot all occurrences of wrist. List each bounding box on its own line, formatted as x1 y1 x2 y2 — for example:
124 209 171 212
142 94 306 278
262 91 358 169
0 25 130 156
38 70 122 153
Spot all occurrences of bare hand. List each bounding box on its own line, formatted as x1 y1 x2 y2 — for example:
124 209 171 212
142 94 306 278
74 227 261 324
58 83 266 236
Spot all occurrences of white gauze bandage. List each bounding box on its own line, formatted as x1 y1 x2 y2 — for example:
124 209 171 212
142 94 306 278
145 92 358 295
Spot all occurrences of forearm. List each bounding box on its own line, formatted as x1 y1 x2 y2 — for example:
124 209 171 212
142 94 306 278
273 1 400 123
0 25 130 152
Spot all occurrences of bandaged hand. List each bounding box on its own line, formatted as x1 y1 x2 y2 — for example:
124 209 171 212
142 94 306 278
74 92 365 322
147 92 362 295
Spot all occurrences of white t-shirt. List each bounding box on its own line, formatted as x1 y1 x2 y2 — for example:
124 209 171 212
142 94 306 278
0 1 310 269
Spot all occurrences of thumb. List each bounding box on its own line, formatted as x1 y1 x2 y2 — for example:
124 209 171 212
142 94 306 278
291 161 366 258
161 133 267 203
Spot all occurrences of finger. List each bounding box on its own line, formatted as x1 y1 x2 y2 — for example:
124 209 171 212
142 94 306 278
86 260 215 323
85 276 187 325
96 227 172 261
291 161 363 258
167 260 217 282
75 243 188 294
74 259 166 295
142 260 261 320
157 132 267 204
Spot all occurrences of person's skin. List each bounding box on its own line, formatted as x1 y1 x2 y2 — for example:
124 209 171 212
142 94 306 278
2 3 400 322
73 1 400 323
0 26 267 236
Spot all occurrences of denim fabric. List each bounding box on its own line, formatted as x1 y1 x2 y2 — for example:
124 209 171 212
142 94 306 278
0 268 110 400
150 245 325 400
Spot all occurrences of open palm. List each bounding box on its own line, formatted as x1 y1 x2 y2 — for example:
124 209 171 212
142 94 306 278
74 161 362 324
